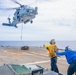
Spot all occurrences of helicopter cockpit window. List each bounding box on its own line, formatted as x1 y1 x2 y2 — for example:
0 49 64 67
26 9 33 13
28 9 34 13
29 9 33 12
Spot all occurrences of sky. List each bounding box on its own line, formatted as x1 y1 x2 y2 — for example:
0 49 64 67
0 0 76 41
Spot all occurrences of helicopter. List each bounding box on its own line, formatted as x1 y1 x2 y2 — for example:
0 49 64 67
1 0 38 28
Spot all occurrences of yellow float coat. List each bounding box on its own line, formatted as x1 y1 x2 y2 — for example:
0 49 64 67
44 44 58 58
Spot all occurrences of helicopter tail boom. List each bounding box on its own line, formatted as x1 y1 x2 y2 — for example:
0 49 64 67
2 17 18 28
2 23 12 26
2 23 17 28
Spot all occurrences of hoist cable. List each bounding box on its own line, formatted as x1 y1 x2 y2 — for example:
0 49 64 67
21 24 23 45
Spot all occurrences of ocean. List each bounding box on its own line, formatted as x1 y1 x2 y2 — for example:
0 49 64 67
0 41 76 50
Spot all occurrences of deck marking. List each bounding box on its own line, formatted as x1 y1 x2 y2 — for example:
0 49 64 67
22 60 50 65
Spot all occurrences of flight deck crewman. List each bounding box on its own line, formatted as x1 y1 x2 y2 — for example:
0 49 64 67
55 46 76 75
43 39 62 75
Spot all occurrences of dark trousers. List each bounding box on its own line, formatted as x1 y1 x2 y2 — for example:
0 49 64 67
67 60 76 75
51 56 59 73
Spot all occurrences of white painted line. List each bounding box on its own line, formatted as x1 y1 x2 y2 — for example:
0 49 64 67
29 52 48 57
22 60 50 65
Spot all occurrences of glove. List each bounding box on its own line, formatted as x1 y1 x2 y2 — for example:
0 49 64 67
43 45 45 47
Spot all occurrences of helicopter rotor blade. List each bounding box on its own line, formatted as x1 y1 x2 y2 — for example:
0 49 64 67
11 0 22 6
0 7 17 10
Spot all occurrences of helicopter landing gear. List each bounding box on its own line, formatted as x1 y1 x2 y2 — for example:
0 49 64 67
30 20 33 23
24 20 30 24
14 25 18 28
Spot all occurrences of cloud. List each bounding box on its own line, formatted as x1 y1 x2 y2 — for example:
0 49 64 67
0 0 76 41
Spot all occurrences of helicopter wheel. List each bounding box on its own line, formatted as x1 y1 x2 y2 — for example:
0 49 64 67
30 20 33 23
14 25 18 28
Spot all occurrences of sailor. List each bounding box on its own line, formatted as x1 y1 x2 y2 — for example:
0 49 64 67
55 46 76 75
43 39 62 75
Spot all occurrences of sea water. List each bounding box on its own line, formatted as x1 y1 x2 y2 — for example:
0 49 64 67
0 41 76 50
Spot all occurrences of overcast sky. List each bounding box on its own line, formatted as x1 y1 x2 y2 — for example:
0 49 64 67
0 0 76 41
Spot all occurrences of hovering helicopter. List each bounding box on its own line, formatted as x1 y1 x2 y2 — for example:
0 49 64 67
1 0 38 28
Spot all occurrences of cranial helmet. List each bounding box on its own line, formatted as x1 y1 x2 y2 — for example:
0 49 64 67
65 46 69 51
50 39 56 44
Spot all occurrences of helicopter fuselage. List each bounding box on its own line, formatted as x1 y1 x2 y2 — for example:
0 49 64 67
2 6 38 28
13 6 37 23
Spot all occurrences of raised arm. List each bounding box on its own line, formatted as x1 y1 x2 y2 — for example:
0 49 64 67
43 45 49 50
